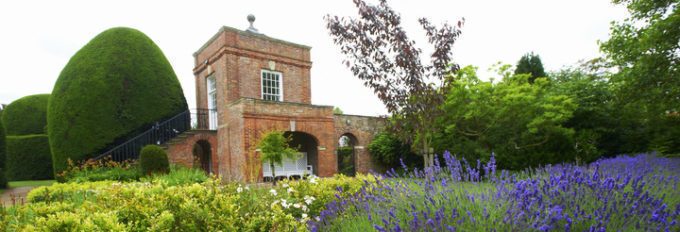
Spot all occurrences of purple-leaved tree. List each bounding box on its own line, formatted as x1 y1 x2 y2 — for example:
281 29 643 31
325 0 464 167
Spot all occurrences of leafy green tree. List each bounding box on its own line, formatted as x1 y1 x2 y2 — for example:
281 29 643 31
257 131 299 185
515 52 547 83
325 0 464 168
435 65 576 169
600 0 679 154
368 132 420 168
333 107 344 115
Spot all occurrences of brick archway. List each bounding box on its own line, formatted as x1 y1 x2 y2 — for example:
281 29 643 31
166 131 219 175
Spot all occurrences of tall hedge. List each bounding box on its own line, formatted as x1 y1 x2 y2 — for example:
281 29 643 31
48 27 187 174
1 94 49 136
5 135 53 180
0 110 7 188
1 94 53 181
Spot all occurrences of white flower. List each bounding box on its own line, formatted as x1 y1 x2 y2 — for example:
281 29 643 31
315 216 321 221
304 195 316 205
270 189 277 196
302 205 308 212
281 199 290 208
302 213 308 219
308 176 318 184
237 185 243 193
282 183 289 188
287 187 295 193
293 203 301 209
245 186 250 191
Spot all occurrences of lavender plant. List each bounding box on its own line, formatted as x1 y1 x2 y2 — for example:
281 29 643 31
310 152 679 231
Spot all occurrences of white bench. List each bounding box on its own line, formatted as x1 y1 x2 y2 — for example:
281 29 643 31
263 152 312 179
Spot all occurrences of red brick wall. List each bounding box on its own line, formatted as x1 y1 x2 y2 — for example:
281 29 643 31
220 99 336 182
166 131 219 174
193 26 313 109
334 115 386 173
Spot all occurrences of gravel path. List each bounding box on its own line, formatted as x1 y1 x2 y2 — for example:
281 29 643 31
1 186 36 206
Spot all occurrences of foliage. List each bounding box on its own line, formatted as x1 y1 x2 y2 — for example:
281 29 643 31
311 152 680 232
8 180 55 188
59 158 141 183
514 52 547 83
1 173 377 231
139 145 169 175
325 0 464 168
333 107 344 115
257 131 299 184
143 165 209 186
600 0 679 114
337 146 355 176
434 65 577 169
48 27 187 174
5 135 53 180
0 94 49 136
368 132 421 168
0 109 6 188
599 0 680 155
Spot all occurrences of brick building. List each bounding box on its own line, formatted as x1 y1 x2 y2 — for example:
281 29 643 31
166 16 385 182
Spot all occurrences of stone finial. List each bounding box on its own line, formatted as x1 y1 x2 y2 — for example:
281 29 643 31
246 14 258 33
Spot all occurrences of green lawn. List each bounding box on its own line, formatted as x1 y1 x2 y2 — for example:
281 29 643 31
1 180 55 195
8 180 55 188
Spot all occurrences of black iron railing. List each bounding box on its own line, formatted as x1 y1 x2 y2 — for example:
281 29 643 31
94 110 191 161
191 108 217 130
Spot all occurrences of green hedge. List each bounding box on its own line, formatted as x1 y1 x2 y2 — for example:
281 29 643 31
5 135 54 181
48 27 187 174
139 145 169 175
0 110 7 188
1 94 49 136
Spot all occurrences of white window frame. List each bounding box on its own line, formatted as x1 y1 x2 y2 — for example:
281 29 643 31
206 75 218 130
260 70 284 102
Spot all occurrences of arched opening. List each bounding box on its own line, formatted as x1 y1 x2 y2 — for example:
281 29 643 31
338 133 358 176
262 131 319 181
192 140 212 174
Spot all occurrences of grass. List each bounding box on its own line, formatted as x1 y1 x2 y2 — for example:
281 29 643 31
8 180 55 188
0 180 55 195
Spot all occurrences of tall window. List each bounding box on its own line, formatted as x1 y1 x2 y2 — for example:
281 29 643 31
261 70 283 101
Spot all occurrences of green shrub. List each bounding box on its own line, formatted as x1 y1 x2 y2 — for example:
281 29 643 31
368 132 421 168
5 135 53 180
1 94 49 136
0 110 7 188
144 165 208 186
58 158 141 183
11 174 377 231
139 145 169 175
48 27 187 174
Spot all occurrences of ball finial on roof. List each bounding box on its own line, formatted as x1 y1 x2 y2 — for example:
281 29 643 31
246 14 258 33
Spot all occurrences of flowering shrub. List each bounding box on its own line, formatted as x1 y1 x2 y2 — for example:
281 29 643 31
57 158 141 183
0 173 377 231
311 153 680 231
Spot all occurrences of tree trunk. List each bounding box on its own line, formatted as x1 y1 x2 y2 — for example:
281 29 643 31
270 162 277 186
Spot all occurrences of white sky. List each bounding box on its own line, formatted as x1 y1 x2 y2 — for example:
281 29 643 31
0 0 627 116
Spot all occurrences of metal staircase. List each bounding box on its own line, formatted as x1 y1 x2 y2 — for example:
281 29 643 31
93 108 217 161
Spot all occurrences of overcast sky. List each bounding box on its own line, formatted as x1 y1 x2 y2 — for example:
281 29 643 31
0 0 627 116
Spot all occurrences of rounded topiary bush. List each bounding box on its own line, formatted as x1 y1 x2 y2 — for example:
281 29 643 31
1 94 53 181
0 110 7 188
48 27 187 174
5 135 53 180
1 94 49 136
139 145 169 175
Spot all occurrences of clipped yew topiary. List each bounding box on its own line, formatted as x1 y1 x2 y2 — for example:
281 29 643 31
0 110 7 188
139 145 169 175
1 94 54 181
1 94 49 136
48 27 187 174
5 135 53 180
